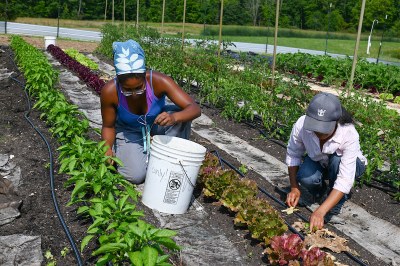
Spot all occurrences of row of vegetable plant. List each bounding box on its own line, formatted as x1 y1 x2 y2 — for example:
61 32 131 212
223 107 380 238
275 53 400 99
95 24 399 197
47 44 105 94
199 153 334 266
10 35 180 266
64 48 99 70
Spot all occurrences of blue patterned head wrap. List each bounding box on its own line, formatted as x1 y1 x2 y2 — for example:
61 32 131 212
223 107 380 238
112 40 146 75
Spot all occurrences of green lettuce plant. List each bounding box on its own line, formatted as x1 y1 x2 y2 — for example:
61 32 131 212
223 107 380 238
64 48 99 70
234 198 288 244
220 178 258 211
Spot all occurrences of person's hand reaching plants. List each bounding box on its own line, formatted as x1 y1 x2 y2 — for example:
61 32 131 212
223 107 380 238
105 148 115 165
286 187 301 208
155 112 176 126
310 209 325 231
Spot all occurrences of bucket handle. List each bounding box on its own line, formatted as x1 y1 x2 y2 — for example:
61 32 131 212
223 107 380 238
178 159 196 188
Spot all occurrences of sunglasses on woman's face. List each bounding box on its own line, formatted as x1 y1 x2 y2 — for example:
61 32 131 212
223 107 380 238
121 82 146 97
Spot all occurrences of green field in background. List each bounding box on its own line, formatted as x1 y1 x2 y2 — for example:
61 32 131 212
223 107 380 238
14 17 400 63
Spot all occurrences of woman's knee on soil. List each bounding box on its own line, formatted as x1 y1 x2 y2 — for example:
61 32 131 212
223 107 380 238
118 163 147 184
114 132 148 184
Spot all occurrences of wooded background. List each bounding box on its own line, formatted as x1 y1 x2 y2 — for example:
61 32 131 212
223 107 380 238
1 0 400 36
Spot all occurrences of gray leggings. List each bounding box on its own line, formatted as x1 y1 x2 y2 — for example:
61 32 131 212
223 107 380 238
114 119 192 184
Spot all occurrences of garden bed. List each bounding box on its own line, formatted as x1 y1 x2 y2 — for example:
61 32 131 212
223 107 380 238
1 38 399 265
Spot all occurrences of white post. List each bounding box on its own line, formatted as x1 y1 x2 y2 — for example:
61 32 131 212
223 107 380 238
123 0 126 33
137 0 140 29
112 0 114 24
271 0 280 86
161 0 166 35
348 0 366 95
104 0 107 21
182 0 187 50
367 19 378 55
217 0 224 58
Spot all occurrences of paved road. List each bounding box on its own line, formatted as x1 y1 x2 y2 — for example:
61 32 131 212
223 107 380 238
0 21 102 42
1 21 398 66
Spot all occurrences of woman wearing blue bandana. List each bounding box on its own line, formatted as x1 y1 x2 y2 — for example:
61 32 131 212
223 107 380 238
101 40 201 184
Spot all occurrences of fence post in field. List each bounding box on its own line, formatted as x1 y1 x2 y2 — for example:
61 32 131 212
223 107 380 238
136 0 140 30
161 0 166 36
57 0 61 37
5 0 8 34
348 0 366 96
271 0 280 86
104 0 107 21
217 0 224 58
182 0 187 50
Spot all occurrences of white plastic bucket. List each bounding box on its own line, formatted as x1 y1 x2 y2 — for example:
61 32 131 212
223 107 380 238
44 36 56 49
151 141 205 160
142 135 206 214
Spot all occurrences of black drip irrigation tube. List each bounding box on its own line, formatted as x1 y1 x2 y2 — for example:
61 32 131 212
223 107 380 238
210 150 368 266
9 74 84 266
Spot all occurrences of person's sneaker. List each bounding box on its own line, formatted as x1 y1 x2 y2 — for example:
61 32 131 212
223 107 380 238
312 193 326 204
311 182 328 204
329 195 348 215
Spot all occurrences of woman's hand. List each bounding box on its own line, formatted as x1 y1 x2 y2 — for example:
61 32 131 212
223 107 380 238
310 209 325 231
286 187 301 207
309 189 344 231
105 148 115 165
155 112 176 126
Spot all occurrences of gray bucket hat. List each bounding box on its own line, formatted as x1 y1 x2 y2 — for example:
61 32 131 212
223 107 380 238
304 92 342 134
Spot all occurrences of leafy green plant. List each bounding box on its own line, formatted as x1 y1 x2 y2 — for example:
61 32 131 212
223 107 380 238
220 178 258 211
379 93 394 101
234 198 288 244
202 169 239 199
199 153 288 244
64 48 99 70
45 250 56 266
238 164 248 174
60 247 69 258
276 53 400 95
90 219 180 265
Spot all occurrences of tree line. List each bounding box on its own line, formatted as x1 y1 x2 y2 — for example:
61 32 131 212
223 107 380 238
1 0 400 36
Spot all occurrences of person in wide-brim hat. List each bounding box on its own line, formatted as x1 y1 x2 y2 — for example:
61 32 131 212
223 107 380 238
285 92 367 230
